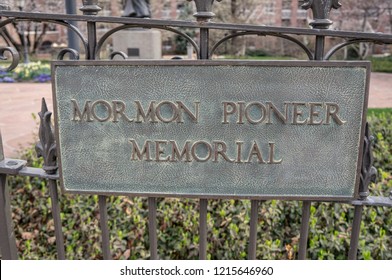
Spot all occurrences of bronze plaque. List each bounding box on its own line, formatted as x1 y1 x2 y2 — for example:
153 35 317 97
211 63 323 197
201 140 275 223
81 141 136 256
52 61 370 200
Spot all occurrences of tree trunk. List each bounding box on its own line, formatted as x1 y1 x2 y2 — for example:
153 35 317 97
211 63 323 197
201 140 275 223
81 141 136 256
229 0 246 56
229 34 246 56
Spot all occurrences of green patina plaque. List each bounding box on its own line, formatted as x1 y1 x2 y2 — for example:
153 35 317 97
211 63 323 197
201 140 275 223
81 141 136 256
52 60 370 200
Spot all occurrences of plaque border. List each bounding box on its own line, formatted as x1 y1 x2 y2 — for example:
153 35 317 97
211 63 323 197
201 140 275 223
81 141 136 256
52 60 370 201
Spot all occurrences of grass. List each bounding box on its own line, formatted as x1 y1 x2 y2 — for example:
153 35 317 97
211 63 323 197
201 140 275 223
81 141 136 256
220 55 392 74
222 55 295 60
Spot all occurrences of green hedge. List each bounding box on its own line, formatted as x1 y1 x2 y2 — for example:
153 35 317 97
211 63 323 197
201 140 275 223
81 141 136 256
7 111 392 260
371 56 392 73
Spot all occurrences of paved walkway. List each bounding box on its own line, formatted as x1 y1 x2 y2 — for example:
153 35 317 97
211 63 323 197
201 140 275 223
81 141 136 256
1 72 392 158
0 83 53 158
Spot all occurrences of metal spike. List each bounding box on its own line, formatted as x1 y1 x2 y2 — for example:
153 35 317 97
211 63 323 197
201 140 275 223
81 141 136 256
80 0 101 15
187 0 222 21
359 122 377 199
36 98 58 174
302 0 342 29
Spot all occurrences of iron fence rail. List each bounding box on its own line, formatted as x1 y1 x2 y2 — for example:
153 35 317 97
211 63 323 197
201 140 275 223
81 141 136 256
0 0 392 260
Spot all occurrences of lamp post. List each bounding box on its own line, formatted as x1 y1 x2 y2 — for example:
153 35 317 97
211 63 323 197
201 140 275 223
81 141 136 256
16 0 29 64
65 0 79 52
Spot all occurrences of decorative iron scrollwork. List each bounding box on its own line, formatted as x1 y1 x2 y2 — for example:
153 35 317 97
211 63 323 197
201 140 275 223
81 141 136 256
359 122 377 199
35 98 57 175
0 47 20 72
209 31 314 60
57 48 80 60
325 39 384 60
109 51 128 60
95 25 200 59
302 0 342 29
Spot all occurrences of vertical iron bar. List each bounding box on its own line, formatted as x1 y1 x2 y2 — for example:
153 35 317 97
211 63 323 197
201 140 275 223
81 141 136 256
199 198 207 260
0 174 17 259
192 0 215 259
80 1 106 259
348 205 363 260
0 132 17 259
298 201 311 260
199 28 209 59
48 180 65 259
248 200 259 260
148 197 158 260
98 195 111 260
197 4 210 257
300 28 324 260
87 22 97 60
314 36 325 60
80 1 101 60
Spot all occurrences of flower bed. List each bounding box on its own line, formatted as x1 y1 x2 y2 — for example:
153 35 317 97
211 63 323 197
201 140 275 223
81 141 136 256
0 61 51 83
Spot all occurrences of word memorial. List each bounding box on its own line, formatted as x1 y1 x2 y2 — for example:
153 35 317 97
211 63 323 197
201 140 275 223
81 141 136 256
53 61 370 200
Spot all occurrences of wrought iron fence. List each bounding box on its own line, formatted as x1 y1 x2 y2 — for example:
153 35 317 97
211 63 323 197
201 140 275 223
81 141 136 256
0 0 391 260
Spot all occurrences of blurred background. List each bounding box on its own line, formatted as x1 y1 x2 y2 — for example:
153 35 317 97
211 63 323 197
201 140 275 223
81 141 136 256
0 0 391 60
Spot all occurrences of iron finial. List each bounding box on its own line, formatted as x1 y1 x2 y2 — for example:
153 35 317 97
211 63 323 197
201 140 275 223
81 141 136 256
36 98 58 174
302 0 342 29
188 0 222 22
80 0 101 15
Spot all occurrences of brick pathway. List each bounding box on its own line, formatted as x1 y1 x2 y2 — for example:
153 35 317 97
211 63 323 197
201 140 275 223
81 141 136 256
0 72 391 157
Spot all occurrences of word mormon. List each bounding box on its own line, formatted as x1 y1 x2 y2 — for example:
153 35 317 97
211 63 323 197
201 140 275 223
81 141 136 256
71 99 346 125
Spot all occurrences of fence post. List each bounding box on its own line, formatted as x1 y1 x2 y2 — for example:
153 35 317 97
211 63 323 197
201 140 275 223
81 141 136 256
80 0 101 59
191 0 220 59
191 0 222 259
297 0 342 260
80 1 112 259
0 131 18 259
302 0 341 59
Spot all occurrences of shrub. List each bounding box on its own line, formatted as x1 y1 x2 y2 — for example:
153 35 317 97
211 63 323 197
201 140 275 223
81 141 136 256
370 56 392 73
245 49 269 57
367 109 392 174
